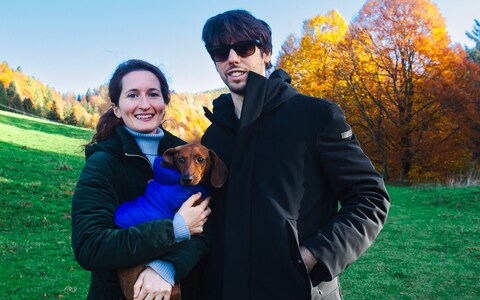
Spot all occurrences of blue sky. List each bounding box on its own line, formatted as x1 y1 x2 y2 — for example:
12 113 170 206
1 0 478 95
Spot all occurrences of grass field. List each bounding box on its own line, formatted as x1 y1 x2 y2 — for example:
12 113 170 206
0 110 479 299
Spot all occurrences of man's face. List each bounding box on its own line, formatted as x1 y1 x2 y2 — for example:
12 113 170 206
213 41 271 96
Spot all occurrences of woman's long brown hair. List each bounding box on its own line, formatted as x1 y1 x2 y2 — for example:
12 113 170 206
86 59 171 145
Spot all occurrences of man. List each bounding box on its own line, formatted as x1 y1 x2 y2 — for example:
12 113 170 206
199 9 390 300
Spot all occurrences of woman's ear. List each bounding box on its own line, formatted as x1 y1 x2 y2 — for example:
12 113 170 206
112 104 122 118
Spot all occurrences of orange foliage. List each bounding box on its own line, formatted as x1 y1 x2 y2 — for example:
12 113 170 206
276 10 347 99
276 0 480 183
164 91 223 142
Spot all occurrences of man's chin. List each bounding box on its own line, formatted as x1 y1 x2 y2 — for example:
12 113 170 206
227 82 246 95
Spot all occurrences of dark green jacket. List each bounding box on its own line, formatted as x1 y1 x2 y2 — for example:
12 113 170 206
71 125 208 299
200 70 390 300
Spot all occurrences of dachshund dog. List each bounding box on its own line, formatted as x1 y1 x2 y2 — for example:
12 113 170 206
162 143 228 188
118 144 228 300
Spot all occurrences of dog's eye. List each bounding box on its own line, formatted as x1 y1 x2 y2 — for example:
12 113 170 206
197 157 205 163
178 158 186 164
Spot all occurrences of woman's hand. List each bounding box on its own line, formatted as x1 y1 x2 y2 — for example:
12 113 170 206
133 267 172 300
177 192 211 235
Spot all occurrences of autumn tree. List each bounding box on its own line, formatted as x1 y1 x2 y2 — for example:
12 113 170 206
276 10 347 99
463 20 480 159
335 0 475 182
276 0 478 183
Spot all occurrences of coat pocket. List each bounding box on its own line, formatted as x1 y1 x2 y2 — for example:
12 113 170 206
285 218 312 291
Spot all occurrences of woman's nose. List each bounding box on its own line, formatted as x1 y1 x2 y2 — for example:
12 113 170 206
138 95 150 108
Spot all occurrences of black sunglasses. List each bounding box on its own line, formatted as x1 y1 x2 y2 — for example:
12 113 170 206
208 39 262 62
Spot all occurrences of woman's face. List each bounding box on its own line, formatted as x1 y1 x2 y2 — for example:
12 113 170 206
113 70 166 133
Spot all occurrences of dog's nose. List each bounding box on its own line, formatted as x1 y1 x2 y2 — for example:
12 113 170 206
181 175 193 185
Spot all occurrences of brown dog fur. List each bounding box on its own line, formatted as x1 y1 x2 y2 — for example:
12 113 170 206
118 144 227 300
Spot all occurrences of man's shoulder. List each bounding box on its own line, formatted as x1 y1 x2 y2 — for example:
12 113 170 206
291 93 338 110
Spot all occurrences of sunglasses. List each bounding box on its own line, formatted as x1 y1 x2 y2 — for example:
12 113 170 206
207 39 262 62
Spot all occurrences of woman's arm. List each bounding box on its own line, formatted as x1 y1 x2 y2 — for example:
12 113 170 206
71 152 179 270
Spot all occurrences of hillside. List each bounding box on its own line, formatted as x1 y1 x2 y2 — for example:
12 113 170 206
0 110 479 299
0 61 226 142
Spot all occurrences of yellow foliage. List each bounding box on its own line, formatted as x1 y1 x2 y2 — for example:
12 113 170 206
276 0 479 182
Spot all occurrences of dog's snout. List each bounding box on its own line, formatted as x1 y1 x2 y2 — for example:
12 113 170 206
181 175 194 185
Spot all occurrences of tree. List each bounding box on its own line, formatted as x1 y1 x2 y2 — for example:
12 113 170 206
0 83 8 107
47 100 62 122
276 0 478 183
276 10 347 99
466 19 480 63
11 94 23 110
6 82 18 103
23 98 34 113
335 0 473 182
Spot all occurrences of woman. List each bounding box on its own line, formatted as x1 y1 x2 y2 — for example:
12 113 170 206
71 59 210 300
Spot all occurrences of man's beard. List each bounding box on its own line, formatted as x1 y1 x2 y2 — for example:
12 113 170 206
226 80 246 96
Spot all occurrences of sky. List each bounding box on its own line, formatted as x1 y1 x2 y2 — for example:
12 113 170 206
1 0 478 95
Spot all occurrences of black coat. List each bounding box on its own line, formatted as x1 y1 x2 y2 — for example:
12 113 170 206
71 125 208 299
199 70 390 300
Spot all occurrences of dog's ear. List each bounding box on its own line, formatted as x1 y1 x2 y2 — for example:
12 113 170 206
161 147 179 168
208 149 228 188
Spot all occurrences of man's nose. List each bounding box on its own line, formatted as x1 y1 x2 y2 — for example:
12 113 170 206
227 48 240 63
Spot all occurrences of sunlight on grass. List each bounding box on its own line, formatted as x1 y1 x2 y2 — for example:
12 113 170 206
0 123 87 156
0 176 11 183
1 110 479 299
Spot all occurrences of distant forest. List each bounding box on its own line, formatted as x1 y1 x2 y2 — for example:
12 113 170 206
0 62 225 143
1 0 480 184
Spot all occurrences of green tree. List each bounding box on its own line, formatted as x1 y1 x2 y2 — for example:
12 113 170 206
23 98 34 113
466 19 480 63
64 111 78 125
47 100 62 122
0 83 8 107
11 95 23 110
6 82 17 103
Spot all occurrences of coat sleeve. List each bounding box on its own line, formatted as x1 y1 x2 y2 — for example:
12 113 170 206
71 151 178 271
160 234 209 281
302 103 390 285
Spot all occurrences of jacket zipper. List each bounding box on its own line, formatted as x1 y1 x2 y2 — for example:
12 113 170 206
124 153 153 169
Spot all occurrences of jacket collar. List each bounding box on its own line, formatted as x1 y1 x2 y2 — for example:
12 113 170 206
85 125 143 160
204 69 299 130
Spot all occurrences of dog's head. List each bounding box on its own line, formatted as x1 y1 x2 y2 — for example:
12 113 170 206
161 144 228 188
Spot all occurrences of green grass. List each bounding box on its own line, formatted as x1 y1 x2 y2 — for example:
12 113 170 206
0 109 479 299
0 110 92 298
340 186 480 299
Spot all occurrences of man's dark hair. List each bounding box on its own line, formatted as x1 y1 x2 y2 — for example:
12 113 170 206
202 9 273 70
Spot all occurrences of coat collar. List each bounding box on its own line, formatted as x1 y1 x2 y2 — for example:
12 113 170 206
204 69 299 130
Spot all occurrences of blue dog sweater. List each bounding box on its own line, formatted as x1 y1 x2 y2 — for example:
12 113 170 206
114 156 209 228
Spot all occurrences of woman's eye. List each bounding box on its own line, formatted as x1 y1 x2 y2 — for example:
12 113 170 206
149 92 161 97
127 93 138 99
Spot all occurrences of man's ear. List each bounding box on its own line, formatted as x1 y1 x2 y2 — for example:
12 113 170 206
263 51 272 65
